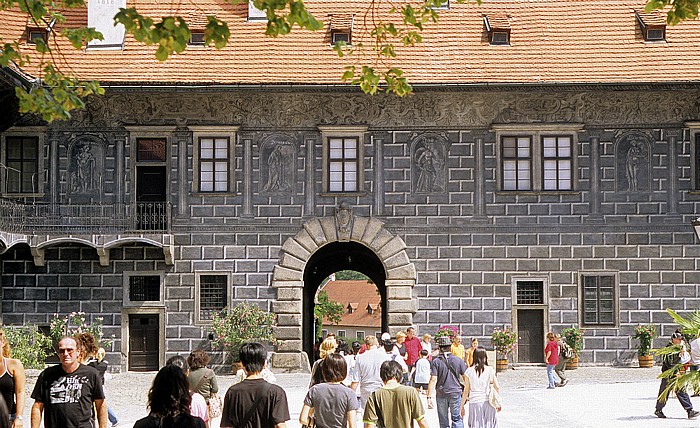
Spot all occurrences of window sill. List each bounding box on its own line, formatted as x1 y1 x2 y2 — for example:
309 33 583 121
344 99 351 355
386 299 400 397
191 192 238 197
580 324 618 329
1 193 45 199
495 190 580 196
319 192 367 197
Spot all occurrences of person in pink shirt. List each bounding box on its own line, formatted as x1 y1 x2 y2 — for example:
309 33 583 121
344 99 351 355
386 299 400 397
544 332 560 389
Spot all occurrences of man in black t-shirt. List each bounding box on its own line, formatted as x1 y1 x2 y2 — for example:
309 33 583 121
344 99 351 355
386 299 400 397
30 337 107 428
220 342 290 428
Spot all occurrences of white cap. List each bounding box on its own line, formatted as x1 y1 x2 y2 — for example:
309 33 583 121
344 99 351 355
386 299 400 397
381 332 391 341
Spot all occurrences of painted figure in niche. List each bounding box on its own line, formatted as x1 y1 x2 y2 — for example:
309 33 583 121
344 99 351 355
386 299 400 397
71 144 96 193
262 144 293 192
625 140 646 191
415 142 443 193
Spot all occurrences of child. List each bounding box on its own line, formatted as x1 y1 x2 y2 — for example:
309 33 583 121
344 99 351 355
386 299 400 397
412 349 431 394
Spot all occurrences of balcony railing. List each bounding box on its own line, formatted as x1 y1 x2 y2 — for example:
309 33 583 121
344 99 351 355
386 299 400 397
0 200 170 234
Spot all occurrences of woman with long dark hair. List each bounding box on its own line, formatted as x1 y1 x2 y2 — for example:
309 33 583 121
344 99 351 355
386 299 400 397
134 365 206 428
460 346 500 428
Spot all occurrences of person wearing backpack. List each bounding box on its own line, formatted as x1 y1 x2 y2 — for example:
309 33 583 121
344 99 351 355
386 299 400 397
555 334 572 387
427 336 468 428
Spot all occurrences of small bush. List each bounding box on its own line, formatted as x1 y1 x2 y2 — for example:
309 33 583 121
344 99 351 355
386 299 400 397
4 326 52 369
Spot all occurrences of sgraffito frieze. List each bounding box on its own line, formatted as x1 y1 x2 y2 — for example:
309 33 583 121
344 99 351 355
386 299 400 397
68 89 700 129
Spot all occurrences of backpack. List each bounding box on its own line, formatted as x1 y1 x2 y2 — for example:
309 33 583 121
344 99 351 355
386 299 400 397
561 341 575 359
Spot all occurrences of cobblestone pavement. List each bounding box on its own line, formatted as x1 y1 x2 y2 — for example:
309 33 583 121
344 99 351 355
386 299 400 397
20 366 700 427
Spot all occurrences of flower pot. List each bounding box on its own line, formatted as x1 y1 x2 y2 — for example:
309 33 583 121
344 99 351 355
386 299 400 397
565 356 578 370
638 354 654 368
496 359 509 373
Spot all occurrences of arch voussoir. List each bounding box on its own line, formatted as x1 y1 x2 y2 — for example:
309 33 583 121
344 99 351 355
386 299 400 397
360 218 384 246
280 236 311 262
318 217 338 242
303 218 328 247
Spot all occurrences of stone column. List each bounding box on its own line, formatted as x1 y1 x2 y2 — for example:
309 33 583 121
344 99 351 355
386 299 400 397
587 133 604 222
114 131 127 205
49 131 59 204
242 137 253 218
270 282 306 370
174 127 190 217
304 138 316 217
374 136 385 216
666 130 681 219
472 131 489 222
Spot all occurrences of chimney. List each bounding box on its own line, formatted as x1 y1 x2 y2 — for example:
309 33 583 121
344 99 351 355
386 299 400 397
87 0 126 49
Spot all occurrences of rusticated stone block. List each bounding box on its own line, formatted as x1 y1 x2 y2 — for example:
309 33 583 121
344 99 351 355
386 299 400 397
319 217 338 242
270 352 308 371
271 300 302 314
377 236 407 260
272 326 302 340
387 299 417 313
350 216 369 242
387 263 416 280
272 265 302 281
274 286 303 300
303 218 328 247
294 229 319 253
384 251 410 270
279 253 305 271
281 238 310 262
370 229 394 252
276 314 302 326
387 312 413 325
361 218 384 245
275 339 303 352
387 285 413 300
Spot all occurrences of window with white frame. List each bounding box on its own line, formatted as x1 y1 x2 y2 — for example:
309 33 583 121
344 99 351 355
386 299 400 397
190 127 237 194
199 137 230 192
329 137 359 192
319 126 366 193
338 330 347 338
356 331 365 340
495 125 581 192
542 136 573 190
580 274 617 326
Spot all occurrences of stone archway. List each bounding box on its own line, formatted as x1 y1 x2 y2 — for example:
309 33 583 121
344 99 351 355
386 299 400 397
270 206 416 370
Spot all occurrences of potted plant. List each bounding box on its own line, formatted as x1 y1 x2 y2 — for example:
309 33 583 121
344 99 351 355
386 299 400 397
561 325 585 369
491 326 517 372
435 325 460 342
632 324 657 368
211 302 276 371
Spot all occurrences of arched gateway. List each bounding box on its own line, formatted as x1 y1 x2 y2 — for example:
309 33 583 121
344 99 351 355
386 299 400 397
270 205 417 371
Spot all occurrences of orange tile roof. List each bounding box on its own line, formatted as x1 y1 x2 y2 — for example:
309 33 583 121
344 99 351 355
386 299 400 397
322 280 381 328
1 0 699 85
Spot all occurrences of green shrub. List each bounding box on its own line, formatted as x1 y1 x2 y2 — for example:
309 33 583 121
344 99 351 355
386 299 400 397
4 326 52 369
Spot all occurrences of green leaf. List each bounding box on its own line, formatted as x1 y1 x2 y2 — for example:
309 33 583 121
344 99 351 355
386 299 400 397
63 27 104 49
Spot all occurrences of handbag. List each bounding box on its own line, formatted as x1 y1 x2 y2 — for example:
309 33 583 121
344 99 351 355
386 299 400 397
487 369 502 411
208 394 223 419
301 415 316 428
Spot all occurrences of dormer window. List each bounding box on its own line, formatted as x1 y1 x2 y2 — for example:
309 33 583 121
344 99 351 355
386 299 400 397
347 303 358 314
484 14 511 45
636 11 666 41
366 303 374 315
189 31 206 46
248 0 267 21
26 28 48 44
329 14 354 46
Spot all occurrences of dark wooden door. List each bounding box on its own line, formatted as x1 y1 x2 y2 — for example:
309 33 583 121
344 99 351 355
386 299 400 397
517 309 544 363
136 166 167 230
129 314 159 371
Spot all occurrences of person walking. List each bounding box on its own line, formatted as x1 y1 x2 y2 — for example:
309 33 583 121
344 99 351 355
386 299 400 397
428 335 468 428
350 336 390 411
404 327 422 383
554 334 569 387
87 348 120 427
220 342 290 428
690 333 700 396
464 338 478 367
310 336 338 388
382 339 408 381
166 356 209 427
420 334 435 358
186 350 219 421
0 329 25 428
655 331 699 419
362 360 428 428
133 365 206 428
544 332 559 389
412 350 431 394
31 336 107 428
299 353 358 428
460 347 500 428
451 336 466 362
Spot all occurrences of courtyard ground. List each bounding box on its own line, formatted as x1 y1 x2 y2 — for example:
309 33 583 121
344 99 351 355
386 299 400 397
19 365 700 427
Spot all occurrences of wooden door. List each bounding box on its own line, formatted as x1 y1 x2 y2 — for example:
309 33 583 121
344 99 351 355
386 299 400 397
517 309 544 363
129 314 159 371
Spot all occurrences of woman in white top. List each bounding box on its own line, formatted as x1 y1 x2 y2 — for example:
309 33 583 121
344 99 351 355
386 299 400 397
460 346 500 428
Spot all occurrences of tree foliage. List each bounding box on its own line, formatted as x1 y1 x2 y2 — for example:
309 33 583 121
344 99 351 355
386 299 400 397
0 0 698 121
314 290 344 338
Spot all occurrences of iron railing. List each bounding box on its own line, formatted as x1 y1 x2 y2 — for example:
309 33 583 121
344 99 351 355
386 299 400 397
0 199 170 234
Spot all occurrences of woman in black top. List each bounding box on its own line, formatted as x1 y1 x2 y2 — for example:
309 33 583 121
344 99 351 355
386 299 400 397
134 365 206 428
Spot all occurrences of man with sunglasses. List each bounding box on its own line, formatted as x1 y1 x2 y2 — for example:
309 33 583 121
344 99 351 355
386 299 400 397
30 336 107 428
